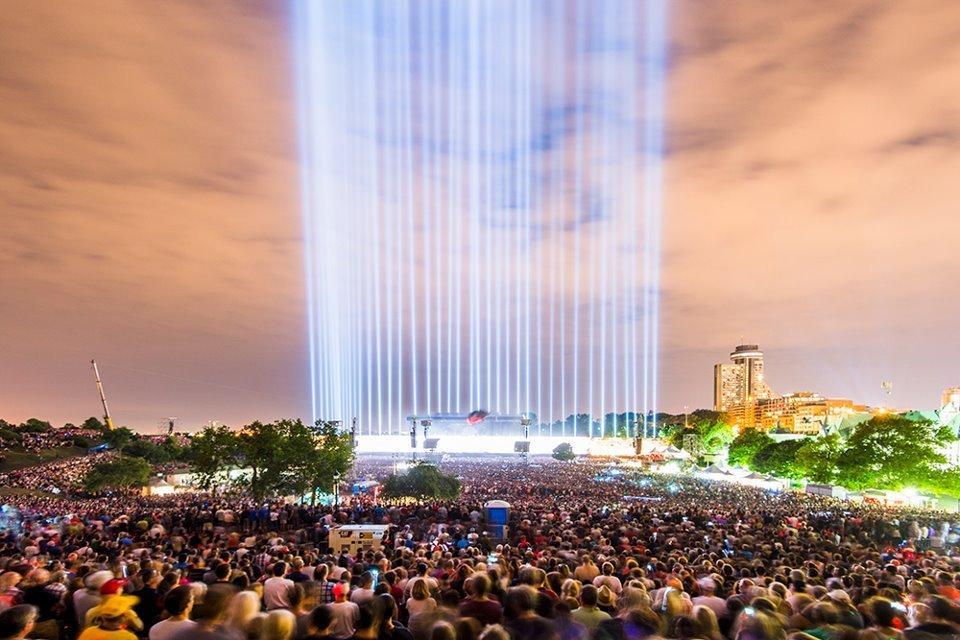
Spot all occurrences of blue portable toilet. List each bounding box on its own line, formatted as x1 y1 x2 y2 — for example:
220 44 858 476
484 500 511 541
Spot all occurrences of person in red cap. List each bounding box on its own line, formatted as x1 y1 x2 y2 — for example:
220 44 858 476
327 582 359 640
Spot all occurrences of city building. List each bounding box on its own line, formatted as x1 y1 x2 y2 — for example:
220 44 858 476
713 344 774 411
754 392 871 435
904 390 960 465
943 387 960 408
713 343 876 434
714 344 775 427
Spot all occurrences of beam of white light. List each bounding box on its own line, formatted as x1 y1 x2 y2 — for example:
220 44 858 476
292 0 666 437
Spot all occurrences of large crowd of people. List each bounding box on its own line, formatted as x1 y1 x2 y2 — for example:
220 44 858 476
0 430 101 454
0 453 116 496
0 457 959 640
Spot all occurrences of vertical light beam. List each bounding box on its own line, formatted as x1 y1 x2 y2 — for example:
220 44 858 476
292 1 666 439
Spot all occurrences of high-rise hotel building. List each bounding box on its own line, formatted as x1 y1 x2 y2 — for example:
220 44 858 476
714 345 774 411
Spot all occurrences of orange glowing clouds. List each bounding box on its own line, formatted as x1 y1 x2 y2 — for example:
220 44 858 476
1 0 959 427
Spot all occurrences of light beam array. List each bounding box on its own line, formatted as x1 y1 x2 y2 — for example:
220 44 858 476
292 0 667 436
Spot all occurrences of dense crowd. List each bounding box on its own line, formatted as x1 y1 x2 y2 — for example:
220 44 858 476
0 430 101 454
0 458 959 640
0 454 116 496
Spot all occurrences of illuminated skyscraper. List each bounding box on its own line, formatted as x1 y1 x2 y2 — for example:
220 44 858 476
942 387 960 408
713 344 774 421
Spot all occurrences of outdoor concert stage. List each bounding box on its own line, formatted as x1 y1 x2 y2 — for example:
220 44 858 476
356 434 640 456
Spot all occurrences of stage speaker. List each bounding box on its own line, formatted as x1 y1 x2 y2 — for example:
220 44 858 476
514 441 530 453
424 438 440 451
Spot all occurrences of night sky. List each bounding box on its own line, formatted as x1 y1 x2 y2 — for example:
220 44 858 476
2 0 959 429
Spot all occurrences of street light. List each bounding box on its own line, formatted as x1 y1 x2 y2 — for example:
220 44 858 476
409 417 418 460
633 415 643 456
519 415 532 441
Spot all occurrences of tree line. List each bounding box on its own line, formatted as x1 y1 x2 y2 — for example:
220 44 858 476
81 418 355 498
727 414 960 495
188 419 354 501
0 416 354 500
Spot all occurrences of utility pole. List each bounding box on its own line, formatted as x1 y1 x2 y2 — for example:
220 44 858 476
90 359 114 430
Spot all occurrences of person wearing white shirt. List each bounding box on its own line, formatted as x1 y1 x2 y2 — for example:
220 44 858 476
349 572 376 606
263 562 295 611
150 585 197 640
327 583 360 640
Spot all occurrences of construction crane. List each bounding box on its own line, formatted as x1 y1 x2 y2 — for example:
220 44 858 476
90 359 115 430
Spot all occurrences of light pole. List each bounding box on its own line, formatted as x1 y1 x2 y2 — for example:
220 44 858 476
409 417 418 461
520 415 532 462
520 416 532 441
633 415 643 456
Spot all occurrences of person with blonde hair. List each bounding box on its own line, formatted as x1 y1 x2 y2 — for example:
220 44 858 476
261 609 297 640
478 624 510 640
224 590 261 639
735 608 787 640
693 604 725 640
561 579 582 603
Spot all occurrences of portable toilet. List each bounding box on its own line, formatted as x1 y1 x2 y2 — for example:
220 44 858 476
484 500 511 541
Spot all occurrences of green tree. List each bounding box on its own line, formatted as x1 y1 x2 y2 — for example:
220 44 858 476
236 420 292 499
382 463 461 500
125 438 159 460
0 428 22 444
687 418 734 459
72 435 95 448
188 419 355 500
727 429 774 468
835 415 952 491
188 425 242 491
552 443 576 461
104 426 136 456
752 439 806 479
924 467 960 498
158 436 186 463
18 418 52 433
291 420 355 505
796 433 845 483
81 417 106 431
84 457 152 493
